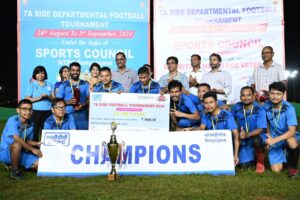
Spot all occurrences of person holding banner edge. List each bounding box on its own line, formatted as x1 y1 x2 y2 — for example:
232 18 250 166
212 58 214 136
0 99 42 180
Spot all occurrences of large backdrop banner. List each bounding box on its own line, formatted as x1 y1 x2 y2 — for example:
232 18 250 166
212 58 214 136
18 0 150 99
154 0 284 103
38 130 235 177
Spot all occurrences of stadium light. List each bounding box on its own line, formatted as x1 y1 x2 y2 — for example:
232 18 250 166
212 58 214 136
285 70 298 79
290 70 298 78
285 70 298 102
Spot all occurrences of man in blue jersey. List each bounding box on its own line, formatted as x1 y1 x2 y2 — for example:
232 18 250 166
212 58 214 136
94 67 124 93
0 99 42 180
169 80 199 130
262 82 299 177
231 86 267 173
194 92 240 166
129 66 160 94
44 98 76 130
189 83 228 118
56 62 90 130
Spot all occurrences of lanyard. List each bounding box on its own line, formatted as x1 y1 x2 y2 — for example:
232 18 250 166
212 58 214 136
142 81 152 94
22 124 27 141
243 105 253 133
69 80 79 96
272 104 282 130
211 109 220 130
173 96 182 111
55 117 64 129
19 124 27 141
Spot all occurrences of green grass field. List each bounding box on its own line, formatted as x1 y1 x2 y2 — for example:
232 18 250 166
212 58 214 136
1 119 300 199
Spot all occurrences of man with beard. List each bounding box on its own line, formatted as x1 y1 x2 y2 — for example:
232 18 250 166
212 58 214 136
251 46 287 103
112 52 139 93
94 67 124 93
187 54 205 96
262 82 299 177
231 86 267 173
169 80 199 130
44 98 76 130
129 66 160 94
201 53 232 104
56 62 89 130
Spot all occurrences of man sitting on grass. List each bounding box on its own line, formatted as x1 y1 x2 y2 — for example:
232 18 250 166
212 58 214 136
44 98 76 130
260 82 299 177
0 99 42 180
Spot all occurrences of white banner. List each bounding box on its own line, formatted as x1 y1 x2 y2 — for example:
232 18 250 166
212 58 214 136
38 130 235 176
89 93 170 132
154 0 284 103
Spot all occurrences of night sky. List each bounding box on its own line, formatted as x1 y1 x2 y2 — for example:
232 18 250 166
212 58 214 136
1 1 299 107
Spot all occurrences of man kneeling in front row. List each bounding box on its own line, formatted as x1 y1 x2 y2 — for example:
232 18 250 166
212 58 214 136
0 99 42 180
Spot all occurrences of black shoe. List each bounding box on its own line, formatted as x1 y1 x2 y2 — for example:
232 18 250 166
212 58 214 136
10 170 22 180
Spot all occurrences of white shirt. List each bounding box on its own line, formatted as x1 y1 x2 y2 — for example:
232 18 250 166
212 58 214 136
252 62 286 92
201 70 232 101
187 68 205 95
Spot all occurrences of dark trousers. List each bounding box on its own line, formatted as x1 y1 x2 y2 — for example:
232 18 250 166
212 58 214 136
31 110 52 142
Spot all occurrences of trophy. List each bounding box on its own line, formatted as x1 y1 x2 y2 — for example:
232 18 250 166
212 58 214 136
107 121 120 181
73 87 80 107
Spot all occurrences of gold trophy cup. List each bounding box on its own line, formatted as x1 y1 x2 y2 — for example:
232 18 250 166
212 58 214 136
107 121 120 181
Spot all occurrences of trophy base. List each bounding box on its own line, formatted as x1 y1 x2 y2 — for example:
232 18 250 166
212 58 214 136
107 174 120 181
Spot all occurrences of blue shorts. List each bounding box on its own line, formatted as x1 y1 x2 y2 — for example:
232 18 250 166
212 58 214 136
0 146 39 169
260 132 300 165
239 139 254 164
178 118 199 128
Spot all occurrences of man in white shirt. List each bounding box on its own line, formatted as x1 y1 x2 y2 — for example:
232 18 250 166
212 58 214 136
201 53 232 103
251 46 287 95
188 54 205 96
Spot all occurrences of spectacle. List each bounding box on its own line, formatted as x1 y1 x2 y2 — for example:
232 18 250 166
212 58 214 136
19 108 33 112
54 106 66 110
115 58 125 61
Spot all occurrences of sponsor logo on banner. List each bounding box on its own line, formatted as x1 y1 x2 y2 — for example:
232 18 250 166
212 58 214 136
92 93 102 102
44 132 70 146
